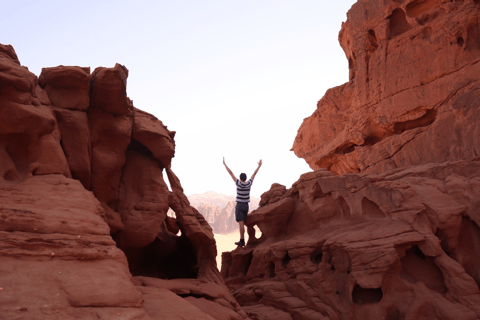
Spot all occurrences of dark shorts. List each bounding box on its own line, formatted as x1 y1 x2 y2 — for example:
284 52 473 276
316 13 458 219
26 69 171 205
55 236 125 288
235 202 249 222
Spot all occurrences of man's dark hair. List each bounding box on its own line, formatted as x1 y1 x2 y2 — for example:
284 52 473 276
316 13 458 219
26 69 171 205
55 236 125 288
240 173 247 181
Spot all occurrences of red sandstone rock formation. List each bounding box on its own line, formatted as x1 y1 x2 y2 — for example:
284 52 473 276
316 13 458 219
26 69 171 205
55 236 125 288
223 160 480 319
292 0 480 175
222 1 480 319
0 44 247 319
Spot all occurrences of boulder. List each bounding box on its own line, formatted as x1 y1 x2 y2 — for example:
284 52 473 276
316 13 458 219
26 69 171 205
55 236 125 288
38 66 91 111
90 63 133 116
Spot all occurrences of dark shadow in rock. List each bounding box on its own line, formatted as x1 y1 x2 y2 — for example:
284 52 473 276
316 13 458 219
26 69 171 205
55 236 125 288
267 261 276 278
282 251 291 268
406 0 439 18
126 231 198 279
310 246 324 264
400 245 446 292
393 109 437 134
361 197 386 218
352 285 383 304
244 251 254 276
453 217 480 289
338 196 351 219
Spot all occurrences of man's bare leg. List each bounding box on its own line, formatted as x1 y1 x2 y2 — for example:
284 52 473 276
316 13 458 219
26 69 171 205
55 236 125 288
239 221 245 240
235 221 245 246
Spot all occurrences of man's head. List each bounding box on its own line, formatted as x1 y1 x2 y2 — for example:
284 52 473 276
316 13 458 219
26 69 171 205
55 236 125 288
240 173 247 182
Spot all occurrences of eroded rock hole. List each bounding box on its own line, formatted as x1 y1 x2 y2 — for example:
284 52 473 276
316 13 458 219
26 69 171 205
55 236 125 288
361 198 386 219
400 245 446 292
244 252 254 276
388 9 413 39
352 285 383 304
367 30 379 54
393 109 437 134
310 247 324 264
282 251 291 268
126 234 198 279
457 37 464 47
406 0 440 18
128 139 153 158
453 217 480 289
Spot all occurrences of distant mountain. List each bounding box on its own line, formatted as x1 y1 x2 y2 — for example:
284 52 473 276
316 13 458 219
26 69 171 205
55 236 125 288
168 191 260 234
188 190 260 208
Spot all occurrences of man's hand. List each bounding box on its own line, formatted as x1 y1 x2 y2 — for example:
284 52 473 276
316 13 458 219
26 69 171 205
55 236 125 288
258 159 262 167
223 157 226 166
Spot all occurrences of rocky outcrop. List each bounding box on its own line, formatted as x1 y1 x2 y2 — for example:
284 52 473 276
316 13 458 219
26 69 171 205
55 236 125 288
224 1 480 319
0 43 247 319
222 159 480 320
292 0 480 175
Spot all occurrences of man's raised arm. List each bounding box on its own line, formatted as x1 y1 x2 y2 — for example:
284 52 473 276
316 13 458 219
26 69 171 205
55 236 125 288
251 159 263 181
223 157 237 182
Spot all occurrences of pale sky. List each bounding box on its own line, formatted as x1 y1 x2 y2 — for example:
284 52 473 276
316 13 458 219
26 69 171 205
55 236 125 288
3 0 357 198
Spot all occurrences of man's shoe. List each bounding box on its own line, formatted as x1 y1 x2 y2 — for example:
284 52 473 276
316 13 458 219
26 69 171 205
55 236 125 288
235 239 245 247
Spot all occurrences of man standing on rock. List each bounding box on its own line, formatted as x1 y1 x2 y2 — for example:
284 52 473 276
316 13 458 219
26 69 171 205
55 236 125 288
223 157 262 247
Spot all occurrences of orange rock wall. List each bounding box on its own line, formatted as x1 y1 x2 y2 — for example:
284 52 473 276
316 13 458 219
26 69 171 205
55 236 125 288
0 44 247 319
292 0 480 175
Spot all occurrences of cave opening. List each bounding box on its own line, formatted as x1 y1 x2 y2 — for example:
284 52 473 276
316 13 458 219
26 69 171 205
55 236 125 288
352 285 383 304
125 233 199 279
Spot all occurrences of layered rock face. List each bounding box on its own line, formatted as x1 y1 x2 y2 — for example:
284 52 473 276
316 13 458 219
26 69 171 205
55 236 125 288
223 160 480 320
222 1 480 319
0 44 247 319
292 0 480 175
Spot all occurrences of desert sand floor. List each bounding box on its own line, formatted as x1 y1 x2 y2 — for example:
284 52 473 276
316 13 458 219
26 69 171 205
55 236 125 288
214 227 261 269
214 231 239 268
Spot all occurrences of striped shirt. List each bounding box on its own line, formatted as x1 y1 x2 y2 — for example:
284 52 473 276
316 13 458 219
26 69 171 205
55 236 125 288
236 179 253 203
